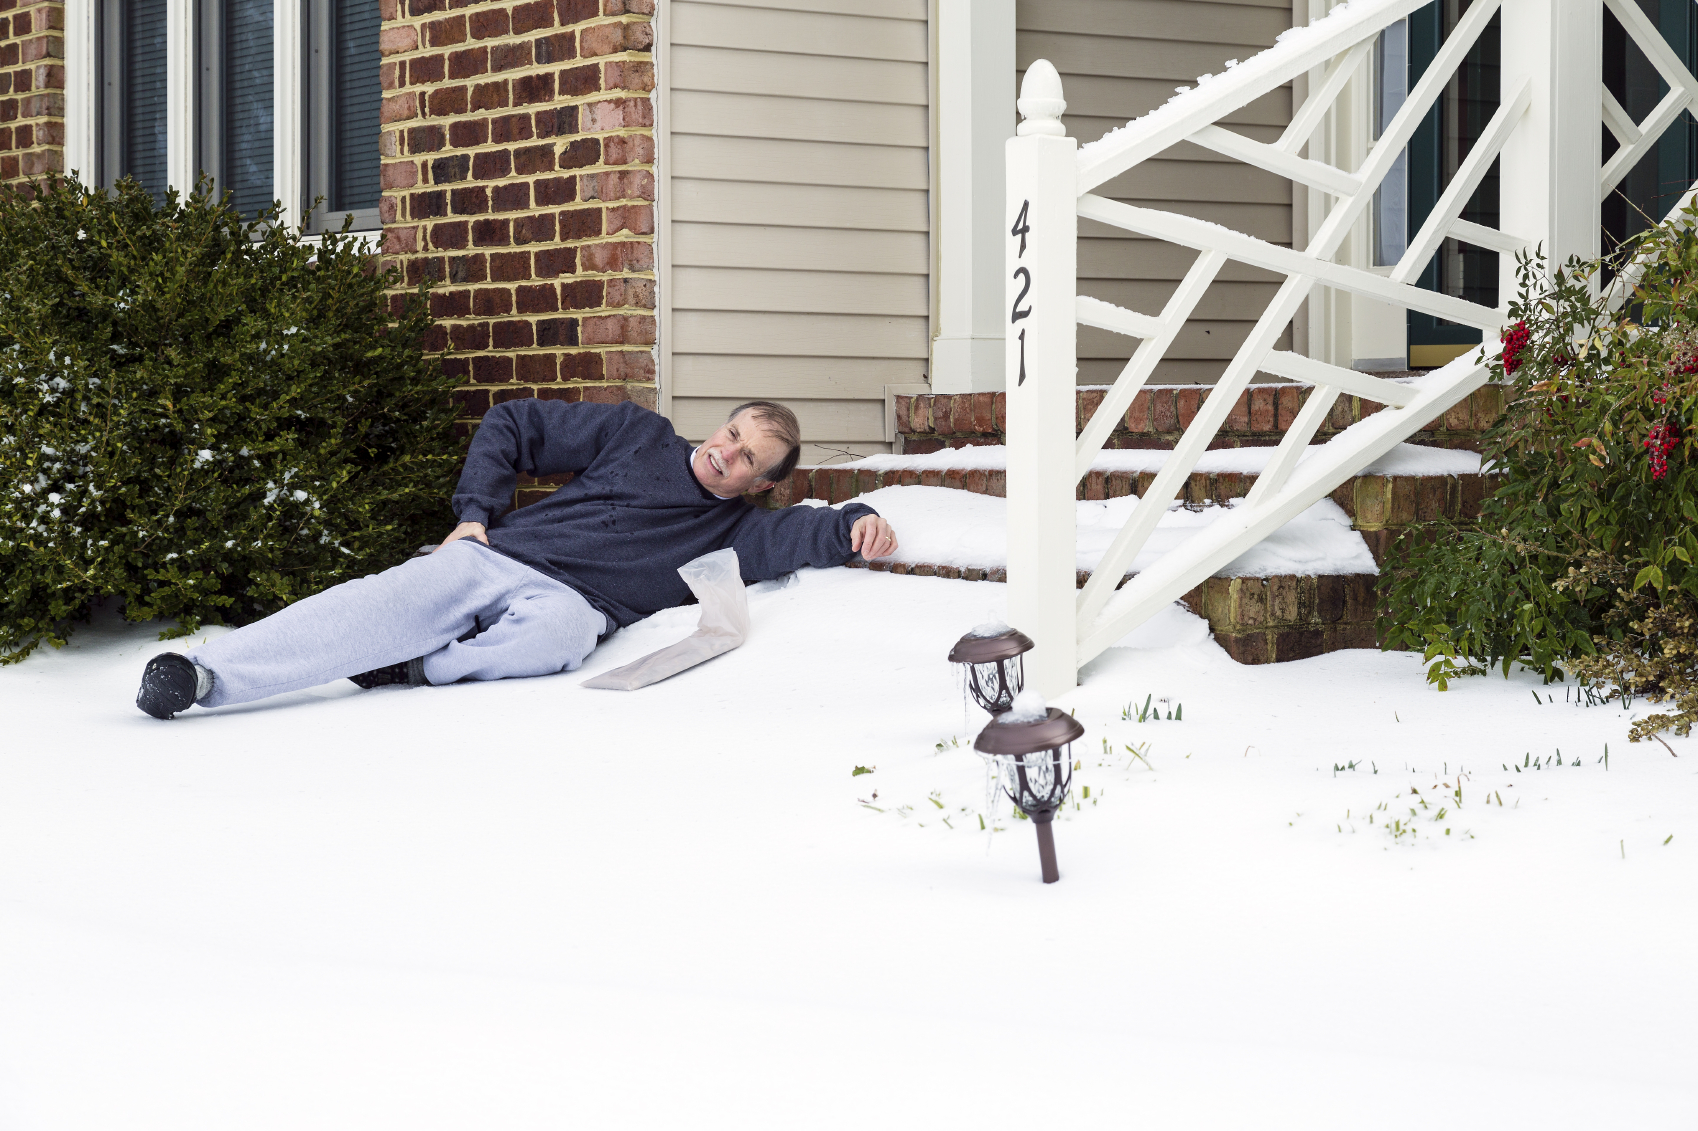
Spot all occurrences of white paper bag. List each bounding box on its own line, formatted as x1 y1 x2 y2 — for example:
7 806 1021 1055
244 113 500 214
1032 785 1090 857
581 548 749 690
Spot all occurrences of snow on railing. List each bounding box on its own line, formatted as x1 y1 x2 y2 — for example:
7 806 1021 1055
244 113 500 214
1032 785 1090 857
1004 0 1698 696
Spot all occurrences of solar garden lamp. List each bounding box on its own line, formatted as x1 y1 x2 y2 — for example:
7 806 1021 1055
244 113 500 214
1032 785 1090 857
974 695 1083 884
947 624 1035 716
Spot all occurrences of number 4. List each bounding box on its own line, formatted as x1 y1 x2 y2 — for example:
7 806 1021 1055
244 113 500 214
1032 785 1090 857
1011 200 1030 257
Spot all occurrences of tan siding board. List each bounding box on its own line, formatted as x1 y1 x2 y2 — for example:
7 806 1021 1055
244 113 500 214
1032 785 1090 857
1069 121 1286 154
674 266 928 316
672 397 888 443
1020 0 1291 384
670 45 927 105
1078 279 1283 321
664 4 930 431
1081 203 1292 244
795 443 892 464
1017 32 1274 83
1060 76 1289 126
1079 241 1285 283
672 3 927 63
670 135 928 191
672 179 929 233
673 310 928 357
1079 322 1285 361
708 0 925 19
672 355 925 400
669 91 928 147
1093 159 1290 205
671 222 928 274
1016 0 1289 44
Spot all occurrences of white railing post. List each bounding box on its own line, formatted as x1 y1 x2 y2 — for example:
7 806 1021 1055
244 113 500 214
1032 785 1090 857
1004 61 1078 698
1497 0 1602 298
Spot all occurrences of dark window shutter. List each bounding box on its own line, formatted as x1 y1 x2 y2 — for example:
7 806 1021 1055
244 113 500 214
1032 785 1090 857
124 0 169 203
223 0 275 219
334 0 382 211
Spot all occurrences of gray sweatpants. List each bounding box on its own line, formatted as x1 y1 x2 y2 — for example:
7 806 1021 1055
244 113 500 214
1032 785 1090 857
186 538 607 708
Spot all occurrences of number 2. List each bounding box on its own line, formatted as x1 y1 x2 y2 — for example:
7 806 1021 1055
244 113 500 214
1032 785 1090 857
1010 267 1032 323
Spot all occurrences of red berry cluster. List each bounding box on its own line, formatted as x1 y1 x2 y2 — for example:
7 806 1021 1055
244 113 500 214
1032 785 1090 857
1502 321 1531 374
1645 423 1681 480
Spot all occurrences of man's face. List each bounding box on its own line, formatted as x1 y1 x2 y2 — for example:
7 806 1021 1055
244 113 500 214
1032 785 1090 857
692 410 791 496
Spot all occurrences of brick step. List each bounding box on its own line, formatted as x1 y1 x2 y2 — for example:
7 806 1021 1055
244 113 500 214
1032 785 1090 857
895 383 1504 454
846 560 1377 666
769 462 1495 565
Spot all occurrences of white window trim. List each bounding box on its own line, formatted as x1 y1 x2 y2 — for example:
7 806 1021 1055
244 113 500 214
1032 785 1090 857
275 0 303 228
64 0 98 180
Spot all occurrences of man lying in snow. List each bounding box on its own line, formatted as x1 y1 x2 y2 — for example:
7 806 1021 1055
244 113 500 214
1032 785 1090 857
134 399 898 719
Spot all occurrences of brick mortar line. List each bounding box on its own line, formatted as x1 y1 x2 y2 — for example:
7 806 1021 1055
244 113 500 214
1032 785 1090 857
383 52 652 97
398 188 656 204
404 129 653 152
386 43 653 70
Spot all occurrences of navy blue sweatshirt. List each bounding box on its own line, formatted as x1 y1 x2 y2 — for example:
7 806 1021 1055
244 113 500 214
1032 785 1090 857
451 400 877 629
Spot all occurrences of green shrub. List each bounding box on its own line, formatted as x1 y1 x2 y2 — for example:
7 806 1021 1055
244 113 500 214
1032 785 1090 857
0 174 460 662
1379 203 1698 739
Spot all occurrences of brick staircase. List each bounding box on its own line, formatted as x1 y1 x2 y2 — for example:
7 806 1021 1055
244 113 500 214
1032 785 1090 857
761 383 1503 664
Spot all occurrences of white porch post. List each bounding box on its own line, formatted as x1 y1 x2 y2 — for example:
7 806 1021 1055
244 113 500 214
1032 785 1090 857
931 0 1015 393
63 0 97 185
275 0 304 229
1004 61 1077 697
1497 0 1602 298
166 0 195 194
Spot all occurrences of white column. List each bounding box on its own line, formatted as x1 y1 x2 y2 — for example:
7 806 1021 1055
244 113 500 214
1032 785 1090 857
931 0 1015 393
166 0 195 193
62 0 97 185
1004 60 1078 697
275 0 304 228
1497 0 1602 301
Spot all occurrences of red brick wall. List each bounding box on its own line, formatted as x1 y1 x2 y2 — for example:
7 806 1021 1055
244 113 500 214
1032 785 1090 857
378 0 657 447
0 0 64 183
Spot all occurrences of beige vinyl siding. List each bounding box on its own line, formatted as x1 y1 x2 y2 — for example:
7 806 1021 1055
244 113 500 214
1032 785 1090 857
663 0 931 463
1017 0 1294 384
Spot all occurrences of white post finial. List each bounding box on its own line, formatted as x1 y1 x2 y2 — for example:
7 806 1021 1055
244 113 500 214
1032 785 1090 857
1017 60 1067 137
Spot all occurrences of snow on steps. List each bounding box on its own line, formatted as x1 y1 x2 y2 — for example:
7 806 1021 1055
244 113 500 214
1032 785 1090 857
803 484 1381 667
762 441 1494 567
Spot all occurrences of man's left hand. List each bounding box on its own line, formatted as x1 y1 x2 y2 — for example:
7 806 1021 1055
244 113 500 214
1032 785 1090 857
851 514 899 561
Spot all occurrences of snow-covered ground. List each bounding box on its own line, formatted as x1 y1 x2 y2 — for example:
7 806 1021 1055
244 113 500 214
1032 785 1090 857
2 569 1694 1129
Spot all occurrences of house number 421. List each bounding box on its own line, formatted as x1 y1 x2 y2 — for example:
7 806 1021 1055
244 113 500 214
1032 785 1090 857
1010 199 1032 385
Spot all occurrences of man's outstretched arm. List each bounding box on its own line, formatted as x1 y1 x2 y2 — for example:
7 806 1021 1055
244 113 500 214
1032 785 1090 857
731 501 896 579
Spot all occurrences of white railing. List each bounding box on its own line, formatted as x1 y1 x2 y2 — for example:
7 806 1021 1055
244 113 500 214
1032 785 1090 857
1005 0 1698 697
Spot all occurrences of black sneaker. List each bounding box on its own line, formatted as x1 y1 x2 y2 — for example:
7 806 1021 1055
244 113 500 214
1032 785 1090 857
136 653 201 719
349 656 428 689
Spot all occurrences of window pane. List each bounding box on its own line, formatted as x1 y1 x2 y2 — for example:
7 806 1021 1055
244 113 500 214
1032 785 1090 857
334 0 382 212
1373 19 1409 267
124 0 169 203
224 0 275 220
